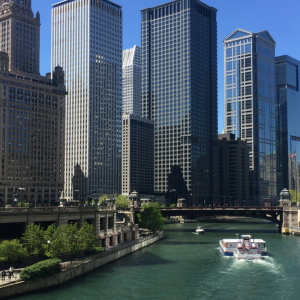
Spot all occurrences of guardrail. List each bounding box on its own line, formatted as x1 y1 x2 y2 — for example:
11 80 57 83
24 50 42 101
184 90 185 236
0 206 116 214
135 206 283 211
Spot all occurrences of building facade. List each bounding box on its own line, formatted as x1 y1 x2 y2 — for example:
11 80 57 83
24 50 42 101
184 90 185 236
141 0 218 205
224 28 277 204
52 0 122 201
276 55 300 199
122 113 154 195
0 0 40 75
218 133 249 206
122 45 141 115
0 0 66 206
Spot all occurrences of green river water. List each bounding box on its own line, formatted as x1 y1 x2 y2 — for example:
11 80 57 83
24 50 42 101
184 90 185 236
13 219 300 300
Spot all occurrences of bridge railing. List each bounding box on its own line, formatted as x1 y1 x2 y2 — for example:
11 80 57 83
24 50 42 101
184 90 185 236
0 206 116 214
135 206 283 211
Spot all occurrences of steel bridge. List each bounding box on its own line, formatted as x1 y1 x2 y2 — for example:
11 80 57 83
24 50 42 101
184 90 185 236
134 206 283 227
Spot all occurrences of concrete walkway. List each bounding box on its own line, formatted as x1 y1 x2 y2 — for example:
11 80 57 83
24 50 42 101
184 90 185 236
0 272 20 287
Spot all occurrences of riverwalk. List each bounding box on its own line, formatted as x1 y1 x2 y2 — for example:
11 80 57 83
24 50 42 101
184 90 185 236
0 231 164 299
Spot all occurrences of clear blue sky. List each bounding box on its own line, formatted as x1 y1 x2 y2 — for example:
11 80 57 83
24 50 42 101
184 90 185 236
35 0 300 133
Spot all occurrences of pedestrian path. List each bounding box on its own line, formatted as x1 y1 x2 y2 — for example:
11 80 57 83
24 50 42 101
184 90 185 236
0 272 20 286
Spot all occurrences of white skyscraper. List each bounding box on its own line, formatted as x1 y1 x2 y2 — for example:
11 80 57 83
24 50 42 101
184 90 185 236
52 0 122 201
122 45 141 115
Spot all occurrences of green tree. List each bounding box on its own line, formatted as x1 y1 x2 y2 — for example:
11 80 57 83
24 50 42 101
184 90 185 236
138 205 165 233
43 223 68 258
161 204 167 208
77 222 97 252
289 190 299 203
115 195 130 210
0 239 28 262
169 204 176 208
99 194 109 206
22 224 45 257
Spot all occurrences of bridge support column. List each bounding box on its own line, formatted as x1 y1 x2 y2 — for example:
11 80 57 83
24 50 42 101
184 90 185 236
95 213 100 238
112 235 118 246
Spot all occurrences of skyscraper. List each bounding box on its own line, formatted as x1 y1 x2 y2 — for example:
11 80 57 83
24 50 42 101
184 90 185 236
276 55 300 198
218 133 249 206
0 0 40 75
122 113 154 195
0 0 66 205
122 46 141 115
52 0 122 201
224 29 277 204
141 0 218 205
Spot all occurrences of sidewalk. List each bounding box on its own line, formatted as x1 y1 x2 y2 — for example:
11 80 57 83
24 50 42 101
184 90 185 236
0 272 20 287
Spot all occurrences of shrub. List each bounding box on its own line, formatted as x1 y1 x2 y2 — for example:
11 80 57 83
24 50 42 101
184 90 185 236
93 246 105 254
20 258 61 281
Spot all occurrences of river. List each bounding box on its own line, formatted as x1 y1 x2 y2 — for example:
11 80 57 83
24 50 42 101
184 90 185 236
14 219 300 300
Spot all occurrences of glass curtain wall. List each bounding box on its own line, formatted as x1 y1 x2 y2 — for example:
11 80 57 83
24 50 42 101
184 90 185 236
224 29 277 204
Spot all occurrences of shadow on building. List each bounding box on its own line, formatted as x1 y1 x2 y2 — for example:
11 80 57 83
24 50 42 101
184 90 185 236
72 164 88 203
167 165 189 204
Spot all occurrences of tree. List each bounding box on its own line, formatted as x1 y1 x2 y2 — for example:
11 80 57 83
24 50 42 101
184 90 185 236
22 224 45 257
0 239 28 263
77 221 97 252
169 204 176 208
43 223 68 259
115 195 130 210
99 194 109 206
289 190 298 203
138 205 165 233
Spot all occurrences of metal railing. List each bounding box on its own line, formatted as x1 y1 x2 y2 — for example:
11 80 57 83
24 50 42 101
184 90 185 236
0 206 116 214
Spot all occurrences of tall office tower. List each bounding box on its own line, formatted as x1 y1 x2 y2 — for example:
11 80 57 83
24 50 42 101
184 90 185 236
224 29 277 204
218 133 249 206
122 46 141 115
52 0 122 201
0 0 40 75
141 0 218 205
276 55 300 198
0 0 67 206
122 113 154 195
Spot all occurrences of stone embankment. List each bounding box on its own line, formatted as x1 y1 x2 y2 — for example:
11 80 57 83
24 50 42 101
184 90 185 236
0 232 164 299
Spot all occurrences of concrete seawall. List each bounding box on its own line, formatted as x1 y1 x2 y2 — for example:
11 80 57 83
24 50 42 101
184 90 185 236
0 232 164 299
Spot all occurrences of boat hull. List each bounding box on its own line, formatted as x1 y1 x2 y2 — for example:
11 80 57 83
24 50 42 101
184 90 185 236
219 245 234 256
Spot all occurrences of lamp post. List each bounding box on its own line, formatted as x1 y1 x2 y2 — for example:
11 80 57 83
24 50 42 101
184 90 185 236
47 240 51 252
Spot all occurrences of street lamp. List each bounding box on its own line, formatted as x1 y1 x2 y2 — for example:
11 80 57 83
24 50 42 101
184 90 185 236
47 240 51 252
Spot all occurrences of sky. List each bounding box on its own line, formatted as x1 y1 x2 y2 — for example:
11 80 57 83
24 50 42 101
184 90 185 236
34 0 300 133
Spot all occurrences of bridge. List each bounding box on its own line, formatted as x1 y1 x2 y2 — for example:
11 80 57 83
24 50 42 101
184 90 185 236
134 206 284 228
0 206 139 247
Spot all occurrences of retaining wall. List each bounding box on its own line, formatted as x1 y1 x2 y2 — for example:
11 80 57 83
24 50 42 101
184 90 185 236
0 232 164 299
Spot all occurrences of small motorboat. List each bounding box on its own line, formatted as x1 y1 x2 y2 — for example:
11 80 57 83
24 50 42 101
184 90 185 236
196 226 205 234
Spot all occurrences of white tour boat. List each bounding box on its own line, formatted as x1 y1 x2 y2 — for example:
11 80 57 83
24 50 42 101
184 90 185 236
196 226 205 234
219 235 267 259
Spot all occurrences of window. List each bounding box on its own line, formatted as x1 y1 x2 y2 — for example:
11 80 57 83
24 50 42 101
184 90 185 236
226 48 232 58
226 62 232 71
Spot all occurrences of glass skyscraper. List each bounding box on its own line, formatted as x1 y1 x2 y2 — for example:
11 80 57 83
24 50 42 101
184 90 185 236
141 0 218 205
52 0 122 201
224 29 277 204
276 55 300 198
122 45 141 115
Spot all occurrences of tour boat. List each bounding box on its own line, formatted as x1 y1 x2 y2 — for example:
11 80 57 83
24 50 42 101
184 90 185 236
196 226 205 234
219 235 267 259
